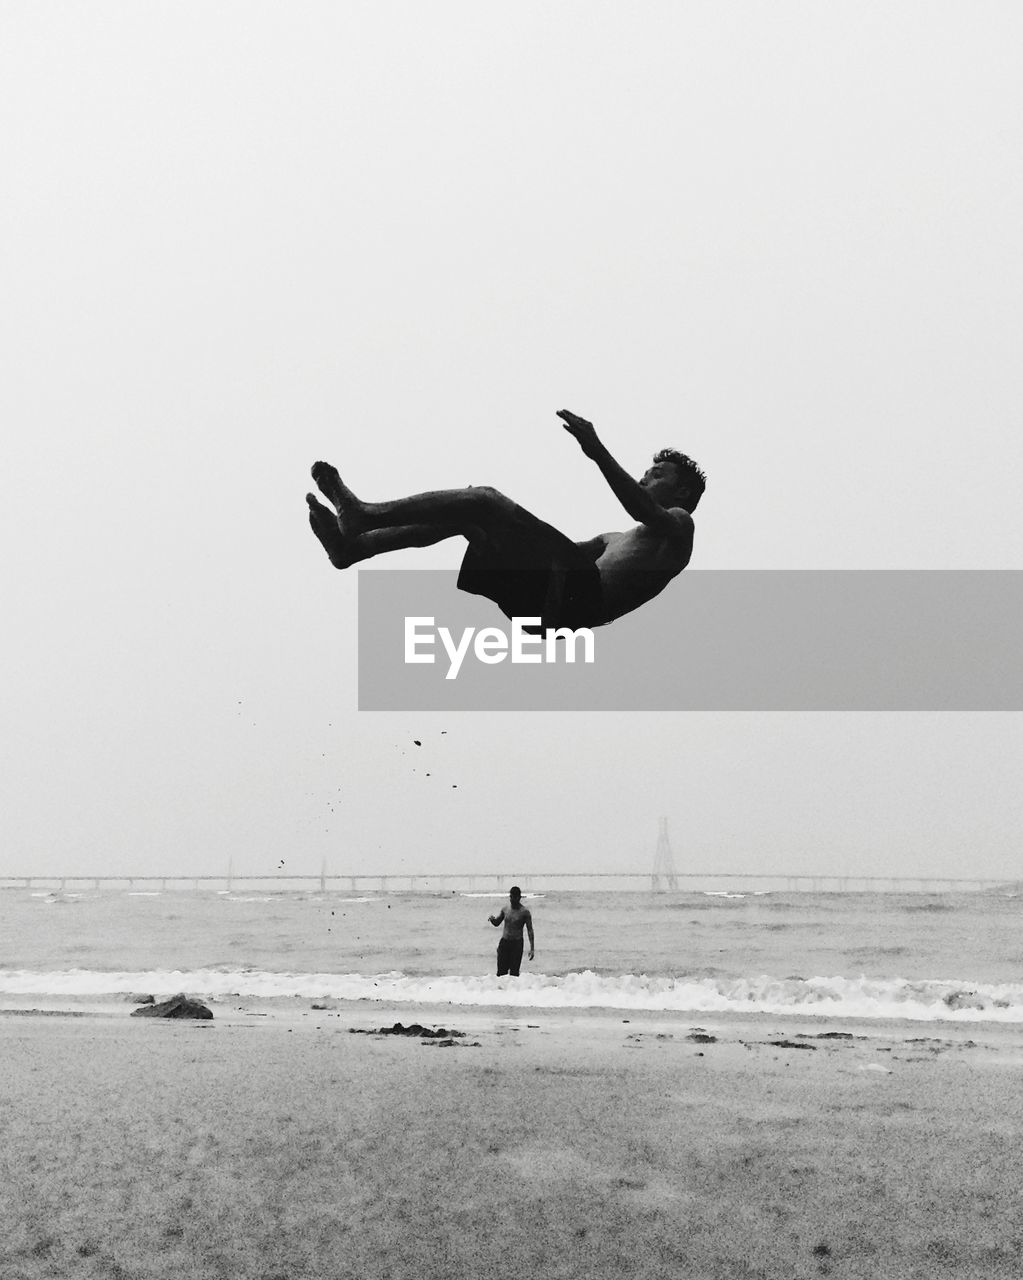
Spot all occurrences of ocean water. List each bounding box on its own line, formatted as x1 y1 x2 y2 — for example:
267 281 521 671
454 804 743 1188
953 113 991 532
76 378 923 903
2 887 1023 1023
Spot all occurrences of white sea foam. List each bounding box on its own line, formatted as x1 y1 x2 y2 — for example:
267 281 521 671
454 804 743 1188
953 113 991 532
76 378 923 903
701 890 772 899
457 892 544 900
2 968 1023 1022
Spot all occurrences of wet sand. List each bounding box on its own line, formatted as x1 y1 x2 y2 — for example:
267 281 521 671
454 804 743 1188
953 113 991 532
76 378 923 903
2 1004 1022 1279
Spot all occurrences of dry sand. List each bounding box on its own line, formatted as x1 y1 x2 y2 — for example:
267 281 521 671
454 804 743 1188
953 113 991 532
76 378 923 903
2 1004 1023 1279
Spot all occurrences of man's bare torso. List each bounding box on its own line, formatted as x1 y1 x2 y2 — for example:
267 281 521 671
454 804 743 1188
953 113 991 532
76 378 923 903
498 904 532 941
592 512 694 622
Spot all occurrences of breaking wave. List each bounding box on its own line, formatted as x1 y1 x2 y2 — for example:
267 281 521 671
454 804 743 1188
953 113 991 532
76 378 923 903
2 968 1023 1022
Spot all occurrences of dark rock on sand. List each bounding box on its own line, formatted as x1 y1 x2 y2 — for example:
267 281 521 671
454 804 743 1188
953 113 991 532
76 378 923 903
349 1021 466 1039
385 1022 457 1038
768 1039 816 1050
130 994 213 1020
687 1032 717 1044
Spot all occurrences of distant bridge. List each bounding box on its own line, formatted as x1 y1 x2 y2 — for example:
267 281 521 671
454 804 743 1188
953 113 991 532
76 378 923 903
1 872 1017 895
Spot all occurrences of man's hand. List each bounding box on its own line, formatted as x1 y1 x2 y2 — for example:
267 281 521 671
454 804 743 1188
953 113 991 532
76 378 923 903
557 409 601 459
558 409 688 535
528 950 535 962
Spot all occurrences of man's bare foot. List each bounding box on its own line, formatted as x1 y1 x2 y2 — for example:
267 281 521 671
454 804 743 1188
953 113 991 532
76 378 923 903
306 493 355 569
311 461 366 536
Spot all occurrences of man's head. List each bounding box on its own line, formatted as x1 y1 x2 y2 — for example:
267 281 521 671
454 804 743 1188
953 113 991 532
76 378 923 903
509 886 522 905
640 449 706 512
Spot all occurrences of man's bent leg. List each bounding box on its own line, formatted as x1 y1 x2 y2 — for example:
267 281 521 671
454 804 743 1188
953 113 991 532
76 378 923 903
307 493 460 568
312 462 518 540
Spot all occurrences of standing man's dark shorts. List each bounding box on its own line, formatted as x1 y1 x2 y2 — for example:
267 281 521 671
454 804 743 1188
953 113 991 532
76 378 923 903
497 937 524 977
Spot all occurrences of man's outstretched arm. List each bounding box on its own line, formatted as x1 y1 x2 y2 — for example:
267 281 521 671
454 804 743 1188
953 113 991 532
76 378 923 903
556 410 691 537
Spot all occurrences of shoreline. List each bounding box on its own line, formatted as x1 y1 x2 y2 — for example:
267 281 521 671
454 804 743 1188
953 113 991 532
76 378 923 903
4 991 1023 1043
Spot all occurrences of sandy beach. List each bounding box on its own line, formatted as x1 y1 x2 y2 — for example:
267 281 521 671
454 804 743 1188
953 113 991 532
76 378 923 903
3 1004 1022 1279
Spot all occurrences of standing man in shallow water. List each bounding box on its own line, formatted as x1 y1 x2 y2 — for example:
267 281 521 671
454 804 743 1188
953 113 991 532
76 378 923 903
488 886 535 977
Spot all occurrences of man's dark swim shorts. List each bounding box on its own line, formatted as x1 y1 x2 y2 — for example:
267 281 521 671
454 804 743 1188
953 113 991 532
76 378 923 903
456 505 603 631
497 937 524 977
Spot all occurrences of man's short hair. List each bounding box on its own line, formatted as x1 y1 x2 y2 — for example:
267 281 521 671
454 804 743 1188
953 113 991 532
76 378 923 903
654 449 706 512
510 885 521 898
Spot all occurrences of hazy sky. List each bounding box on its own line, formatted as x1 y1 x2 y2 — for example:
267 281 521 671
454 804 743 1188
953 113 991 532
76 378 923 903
3 3 1021 881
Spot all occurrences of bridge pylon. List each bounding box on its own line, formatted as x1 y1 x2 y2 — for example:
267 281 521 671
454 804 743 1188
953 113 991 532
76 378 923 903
651 817 679 891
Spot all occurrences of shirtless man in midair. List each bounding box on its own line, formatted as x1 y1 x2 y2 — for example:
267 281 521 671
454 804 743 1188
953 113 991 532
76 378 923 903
306 409 705 631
